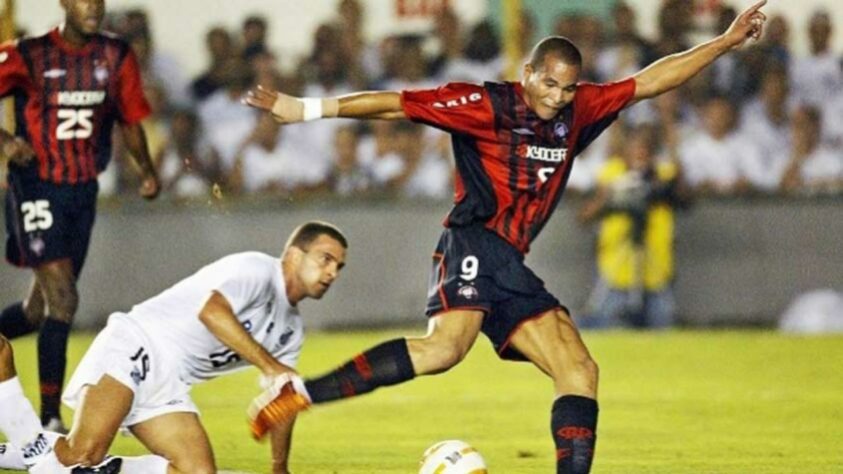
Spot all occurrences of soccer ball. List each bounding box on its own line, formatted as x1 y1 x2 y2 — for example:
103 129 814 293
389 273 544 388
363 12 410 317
418 439 488 474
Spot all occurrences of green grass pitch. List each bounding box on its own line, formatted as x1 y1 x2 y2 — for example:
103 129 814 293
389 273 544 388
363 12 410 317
2 330 842 473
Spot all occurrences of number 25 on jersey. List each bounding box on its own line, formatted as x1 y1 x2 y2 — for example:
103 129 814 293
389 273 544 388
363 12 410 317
56 108 94 140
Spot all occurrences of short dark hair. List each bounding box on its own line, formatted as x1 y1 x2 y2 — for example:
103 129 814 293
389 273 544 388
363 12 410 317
286 221 348 251
528 36 582 69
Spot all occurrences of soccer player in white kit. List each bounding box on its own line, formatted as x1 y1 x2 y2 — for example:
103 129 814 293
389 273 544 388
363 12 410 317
0 221 348 474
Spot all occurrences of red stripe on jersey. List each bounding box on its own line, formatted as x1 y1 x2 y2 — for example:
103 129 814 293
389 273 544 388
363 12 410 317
48 46 65 183
80 49 96 181
64 55 79 184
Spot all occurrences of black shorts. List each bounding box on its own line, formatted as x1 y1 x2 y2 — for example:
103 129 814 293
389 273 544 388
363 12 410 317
425 224 565 361
5 174 98 277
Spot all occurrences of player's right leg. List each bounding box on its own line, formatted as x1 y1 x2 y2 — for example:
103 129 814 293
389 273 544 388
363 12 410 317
0 278 45 339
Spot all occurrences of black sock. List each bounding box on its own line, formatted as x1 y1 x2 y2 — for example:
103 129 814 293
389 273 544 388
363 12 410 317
38 319 71 423
304 338 415 403
0 302 39 339
552 395 598 474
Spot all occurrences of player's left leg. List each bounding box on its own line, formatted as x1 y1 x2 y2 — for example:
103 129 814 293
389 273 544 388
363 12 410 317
129 412 216 474
32 258 78 431
507 307 599 474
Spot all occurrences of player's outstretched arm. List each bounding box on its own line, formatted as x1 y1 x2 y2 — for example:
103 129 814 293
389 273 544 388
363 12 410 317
120 123 160 199
245 85 406 124
631 0 767 102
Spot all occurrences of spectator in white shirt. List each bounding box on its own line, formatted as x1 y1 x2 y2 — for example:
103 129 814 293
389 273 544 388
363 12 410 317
679 96 764 195
790 11 842 109
738 65 793 190
780 106 843 195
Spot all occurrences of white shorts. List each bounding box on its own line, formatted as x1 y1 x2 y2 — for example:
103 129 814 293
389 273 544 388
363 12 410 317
62 313 199 428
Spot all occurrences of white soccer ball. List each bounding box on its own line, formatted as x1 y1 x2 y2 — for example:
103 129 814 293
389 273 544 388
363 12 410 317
418 439 488 474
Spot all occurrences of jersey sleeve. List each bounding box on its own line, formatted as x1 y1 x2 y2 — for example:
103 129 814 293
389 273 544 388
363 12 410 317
115 49 151 125
572 78 636 127
400 82 496 141
0 42 31 98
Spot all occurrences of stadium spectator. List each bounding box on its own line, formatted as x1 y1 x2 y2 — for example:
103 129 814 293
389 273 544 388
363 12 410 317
779 106 843 195
679 95 764 194
0 222 348 474
230 115 329 196
241 15 269 60
190 26 237 102
578 125 687 329
790 11 842 110
0 0 159 433
244 3 769 472
738 65 793 191
328 126 370 196
393 122 452 200
196 57 257 177
157 109 221 199
356 121 406 192
437 20 504 83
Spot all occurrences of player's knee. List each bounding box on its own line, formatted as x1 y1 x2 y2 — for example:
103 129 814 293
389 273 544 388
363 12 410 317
44 285 79 322
424 339 469 373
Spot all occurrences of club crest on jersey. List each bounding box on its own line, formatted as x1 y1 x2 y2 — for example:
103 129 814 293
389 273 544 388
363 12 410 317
95 64 109 83
554 121 569 138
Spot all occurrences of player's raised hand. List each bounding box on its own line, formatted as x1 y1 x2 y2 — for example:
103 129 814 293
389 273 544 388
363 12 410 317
723 0 767 49
244 85 306 124
139 174 160 200
1 136 35 166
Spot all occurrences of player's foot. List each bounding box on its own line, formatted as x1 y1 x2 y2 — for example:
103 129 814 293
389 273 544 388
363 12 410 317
70 456 123 473
42 416 69 435
248 374 311 440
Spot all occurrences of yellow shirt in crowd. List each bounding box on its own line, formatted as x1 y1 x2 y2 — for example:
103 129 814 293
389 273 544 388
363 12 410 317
596 157 677 291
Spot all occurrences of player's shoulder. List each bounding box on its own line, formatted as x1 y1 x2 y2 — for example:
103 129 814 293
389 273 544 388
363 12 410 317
219 251 275 264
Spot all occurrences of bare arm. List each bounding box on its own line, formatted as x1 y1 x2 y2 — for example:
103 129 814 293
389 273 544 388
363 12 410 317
632 0 767 102
269 416 297 474
0 129 34 166
244 86 406 123
198 291 295 377
119 122 160 199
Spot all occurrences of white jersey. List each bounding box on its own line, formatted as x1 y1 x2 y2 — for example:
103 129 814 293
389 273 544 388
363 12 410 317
115 252 303 384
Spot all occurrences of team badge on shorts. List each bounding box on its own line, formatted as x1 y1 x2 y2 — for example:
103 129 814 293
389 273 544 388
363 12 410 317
457 284 480 300
28 235 45 257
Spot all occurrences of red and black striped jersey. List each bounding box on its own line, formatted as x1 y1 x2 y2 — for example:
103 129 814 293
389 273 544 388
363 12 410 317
0 28 150 185
401 79 635 254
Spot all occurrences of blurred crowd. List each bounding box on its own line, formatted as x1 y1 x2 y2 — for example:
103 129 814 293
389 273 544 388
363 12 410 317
21 0 843 200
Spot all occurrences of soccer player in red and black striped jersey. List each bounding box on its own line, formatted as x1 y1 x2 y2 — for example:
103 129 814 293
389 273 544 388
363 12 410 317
0 0 159 432
246 2 768 472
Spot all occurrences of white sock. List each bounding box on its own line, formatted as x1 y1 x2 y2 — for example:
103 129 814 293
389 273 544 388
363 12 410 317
119 454 169 473
0 377 42 448
0 432 61 471
26 450 72 474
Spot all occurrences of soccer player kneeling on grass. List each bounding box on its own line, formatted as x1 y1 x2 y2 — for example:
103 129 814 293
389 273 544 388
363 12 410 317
0 221 348 474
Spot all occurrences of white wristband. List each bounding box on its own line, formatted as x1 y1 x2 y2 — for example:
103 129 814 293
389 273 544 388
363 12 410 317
300 98 323 121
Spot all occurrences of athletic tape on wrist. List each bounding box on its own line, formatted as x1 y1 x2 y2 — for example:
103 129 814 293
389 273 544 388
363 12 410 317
300 98 323 121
